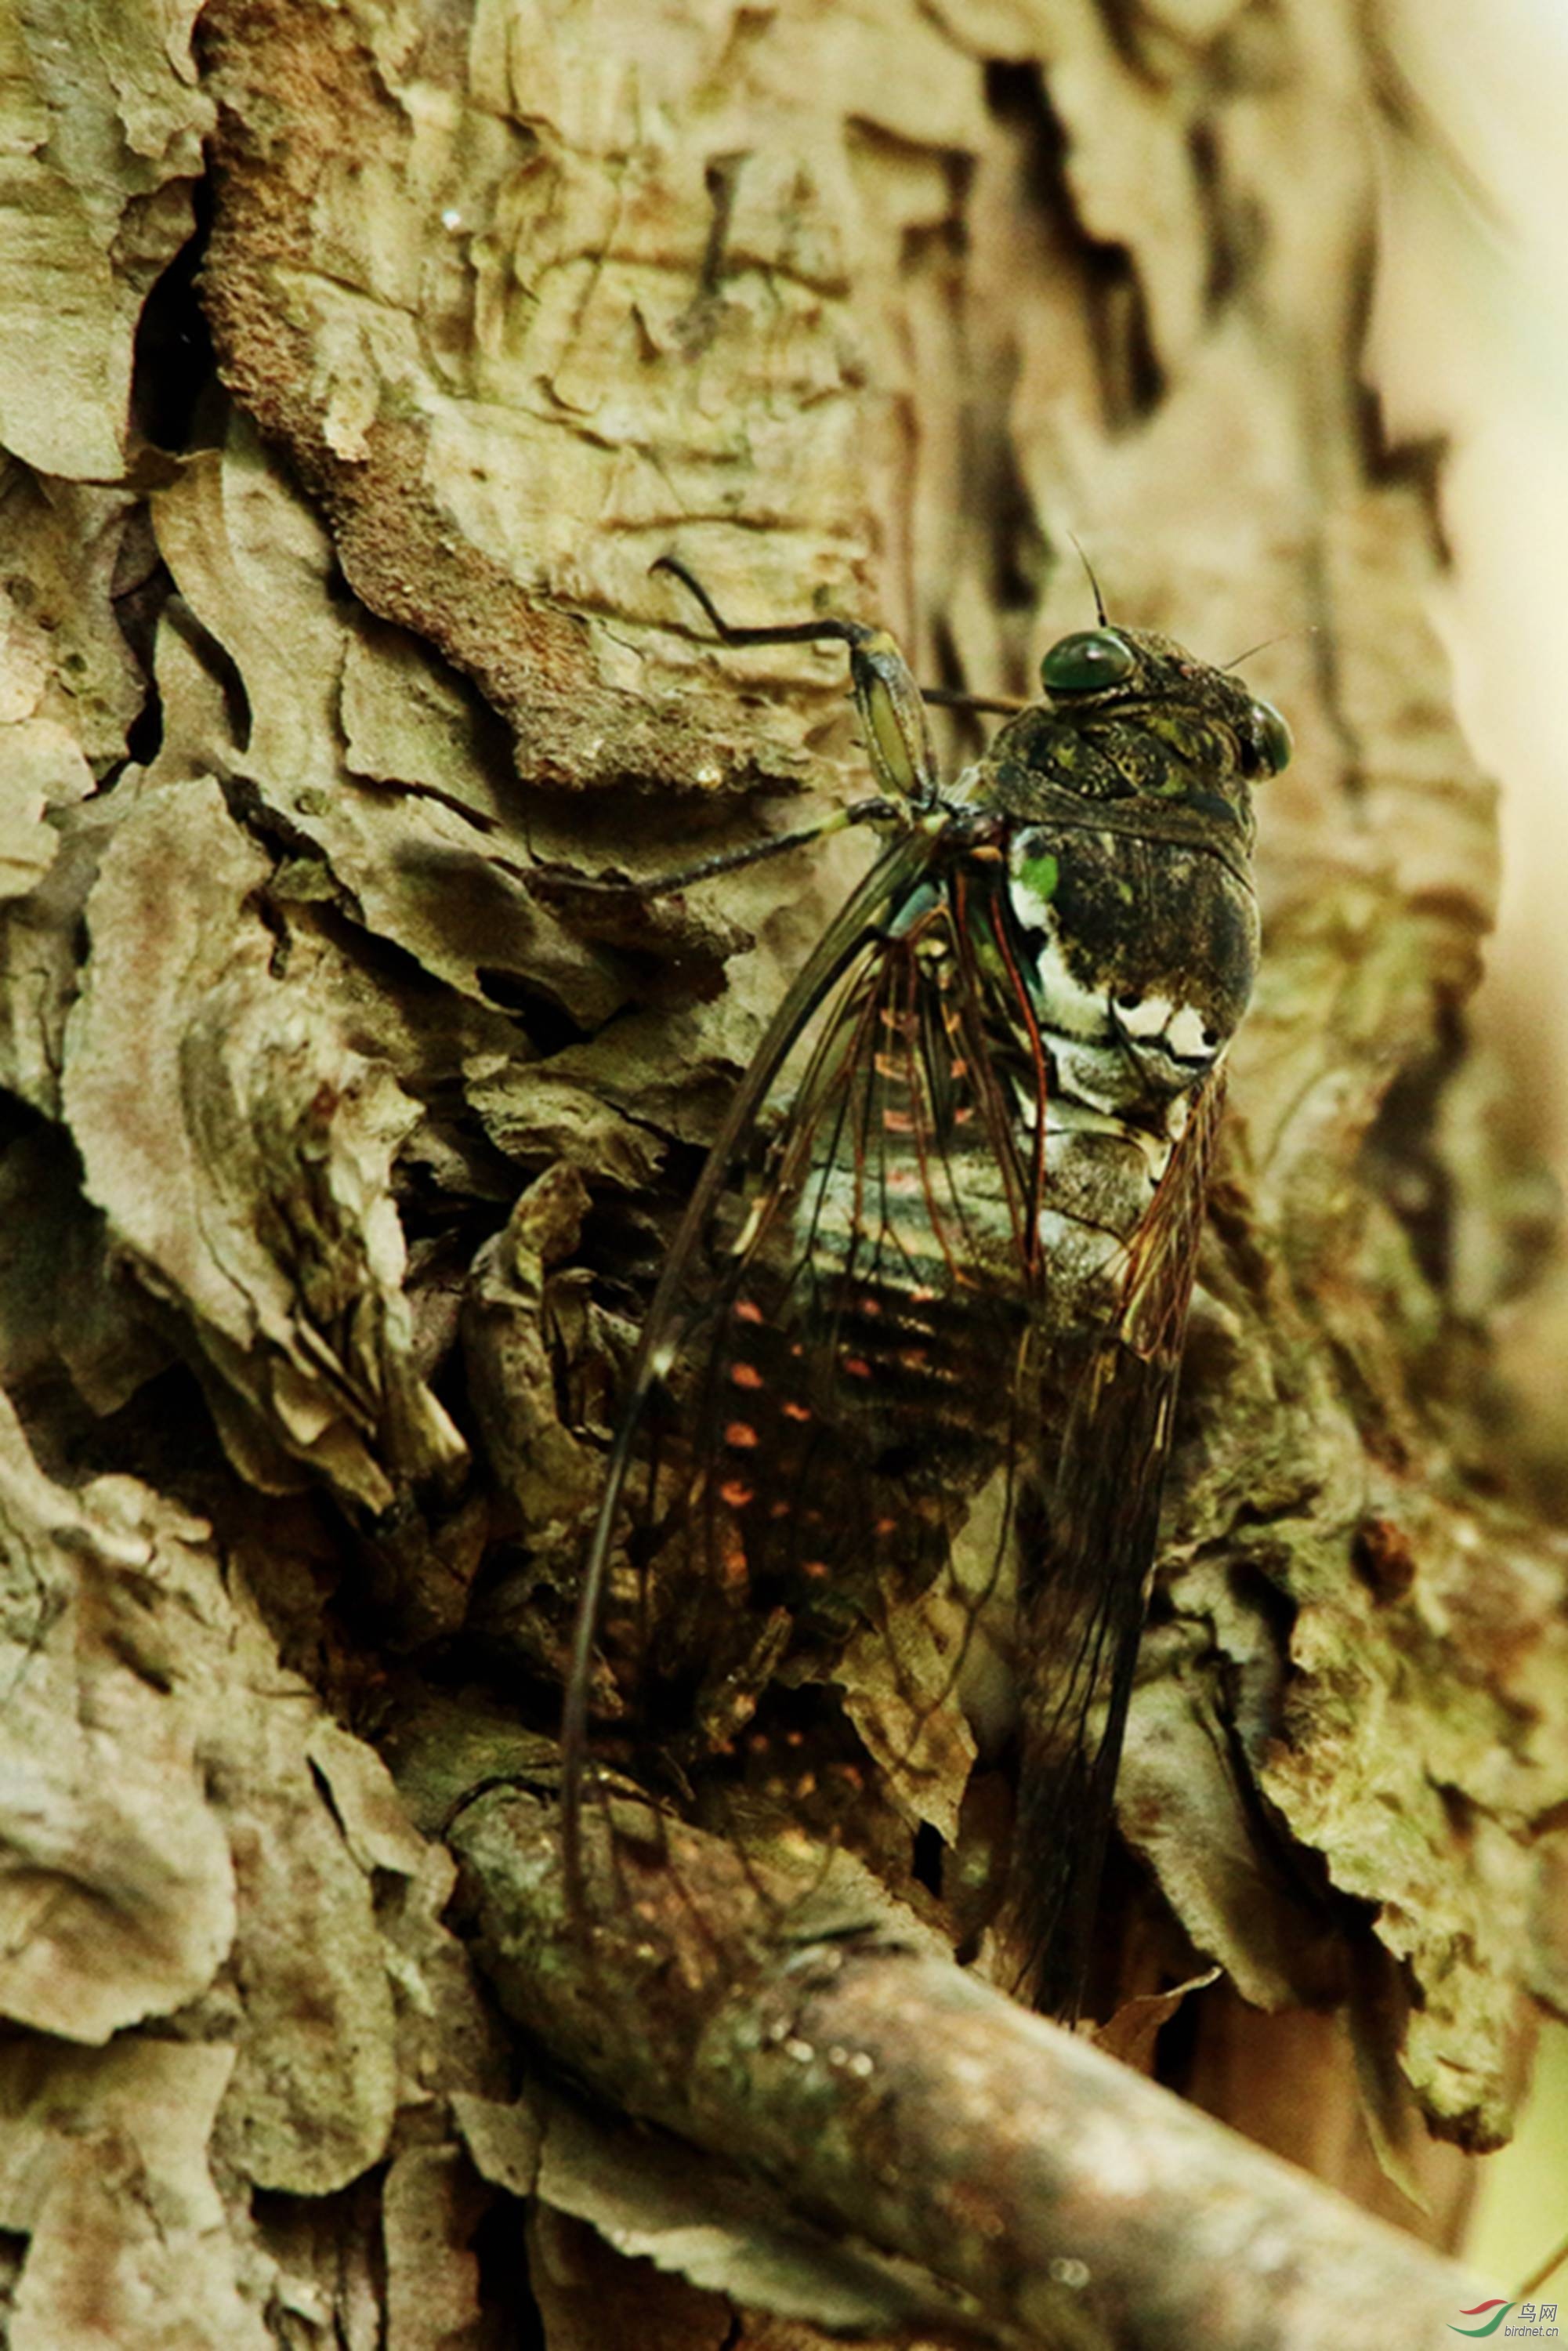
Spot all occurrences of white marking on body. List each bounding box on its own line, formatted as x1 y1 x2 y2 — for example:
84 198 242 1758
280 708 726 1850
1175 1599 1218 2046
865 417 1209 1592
1167 1003 1215 1059
1017 905 1111 1040
1029 1096 1132 1138
1133 1130 1176 1186
1117 994 1174 1039
729 1195 770 1258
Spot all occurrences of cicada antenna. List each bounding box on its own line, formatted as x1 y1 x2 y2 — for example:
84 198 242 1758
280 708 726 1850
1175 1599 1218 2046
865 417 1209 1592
1220 624 1316 672
1067 532 1110 627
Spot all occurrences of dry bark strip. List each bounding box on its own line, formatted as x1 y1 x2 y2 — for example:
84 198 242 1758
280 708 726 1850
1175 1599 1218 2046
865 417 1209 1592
451 1785 1492 2351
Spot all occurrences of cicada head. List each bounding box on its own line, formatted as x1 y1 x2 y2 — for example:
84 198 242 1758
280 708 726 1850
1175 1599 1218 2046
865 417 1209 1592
1024 622 1291 820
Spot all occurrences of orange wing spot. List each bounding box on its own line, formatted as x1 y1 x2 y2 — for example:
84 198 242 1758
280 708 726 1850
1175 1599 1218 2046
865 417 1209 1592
874 1516 899 1538
719 1478 755 1509
857 1295 883 1316
842 1357 873 1378
730 1361 764 1389
724 1422 760 1449
953 1106 975 1125
897 1346 929 1371
802 1559 830 1581
782 1401 812 1423
734 1298 764 1324
721 1548 748 1590
837 1762 865 1790
949 1057 969 1081
770 1501 791 1520
784 1728 806 1748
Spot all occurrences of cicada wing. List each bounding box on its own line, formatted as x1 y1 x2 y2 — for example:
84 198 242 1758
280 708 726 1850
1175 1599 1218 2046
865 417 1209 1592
564 828 932 1841
564 828 1053 1949
1010 1069 1227 2017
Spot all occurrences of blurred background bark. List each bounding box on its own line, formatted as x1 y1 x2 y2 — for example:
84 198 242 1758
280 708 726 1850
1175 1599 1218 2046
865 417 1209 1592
0 2 1563 2345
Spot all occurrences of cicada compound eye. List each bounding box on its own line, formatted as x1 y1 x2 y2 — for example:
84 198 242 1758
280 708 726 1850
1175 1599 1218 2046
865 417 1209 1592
1040 629 1137 697
1239 699 1292 779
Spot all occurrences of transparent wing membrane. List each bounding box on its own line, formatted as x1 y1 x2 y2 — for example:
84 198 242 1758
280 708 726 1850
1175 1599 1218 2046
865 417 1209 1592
1009 1073 1225 2011
567 844 1056 1949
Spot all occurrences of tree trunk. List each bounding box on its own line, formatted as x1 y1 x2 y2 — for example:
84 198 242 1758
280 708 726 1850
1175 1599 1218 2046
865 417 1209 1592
0 2 1562 2346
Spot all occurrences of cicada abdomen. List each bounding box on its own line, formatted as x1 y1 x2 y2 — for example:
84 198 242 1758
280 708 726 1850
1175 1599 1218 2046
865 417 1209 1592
563 571 1290 2019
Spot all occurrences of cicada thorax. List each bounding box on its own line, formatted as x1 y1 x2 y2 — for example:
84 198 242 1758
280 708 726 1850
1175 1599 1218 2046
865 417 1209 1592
984 698 1261 1099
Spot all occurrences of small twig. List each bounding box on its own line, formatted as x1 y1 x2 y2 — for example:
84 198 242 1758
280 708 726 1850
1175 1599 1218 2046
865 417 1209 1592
449 1787 1494 2351
1515 2230 1568 2302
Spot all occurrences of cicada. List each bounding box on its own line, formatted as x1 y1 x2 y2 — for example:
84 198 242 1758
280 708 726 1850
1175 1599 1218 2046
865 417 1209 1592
563 558 1290 2015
